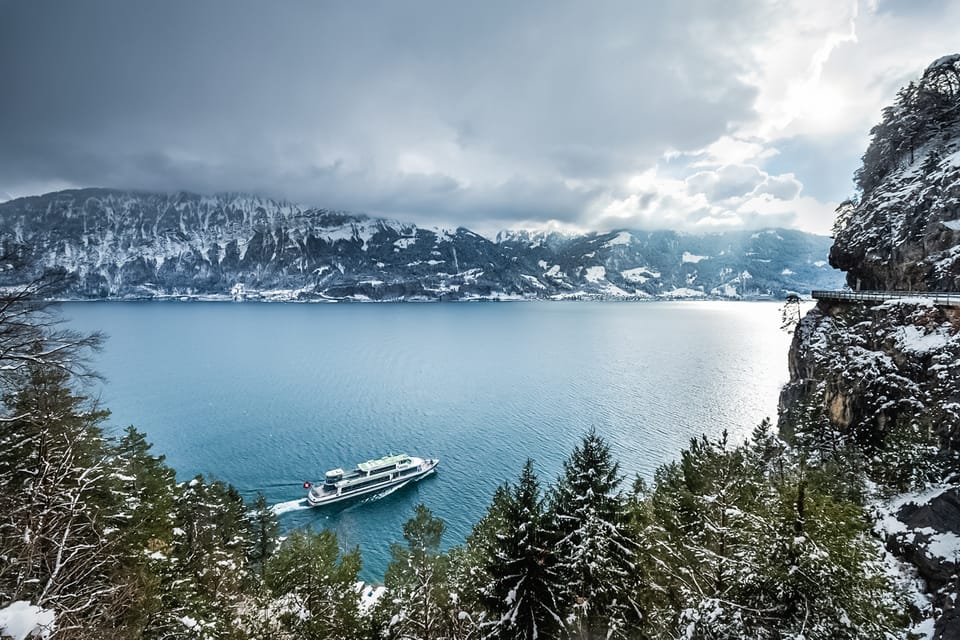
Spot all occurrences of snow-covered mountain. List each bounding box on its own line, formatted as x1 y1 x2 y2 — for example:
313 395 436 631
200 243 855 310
0 188 842 300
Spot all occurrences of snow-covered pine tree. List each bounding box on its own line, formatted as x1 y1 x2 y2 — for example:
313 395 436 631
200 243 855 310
646 427 911 639
752 481 906 639
247 492 280 573
106 425 179 635
451 483 514 636
382 504 453 640
149 476 259 637
550 429 643 639
0 361 120 639
262 528 363 640
647 431 777 639
480 460 564 640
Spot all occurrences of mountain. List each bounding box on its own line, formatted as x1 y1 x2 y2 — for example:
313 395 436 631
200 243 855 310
0 188 841 301
780 54 960 638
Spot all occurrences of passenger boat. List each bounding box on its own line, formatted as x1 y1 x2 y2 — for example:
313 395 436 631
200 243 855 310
305 453 439 506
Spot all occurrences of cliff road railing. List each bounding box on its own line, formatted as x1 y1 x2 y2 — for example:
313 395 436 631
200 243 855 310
811 290 960 307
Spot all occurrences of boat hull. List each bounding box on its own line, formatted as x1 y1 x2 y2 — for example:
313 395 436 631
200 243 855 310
306 458 439 507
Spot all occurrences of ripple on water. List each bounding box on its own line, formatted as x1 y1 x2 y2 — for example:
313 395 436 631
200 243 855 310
63 300 796 580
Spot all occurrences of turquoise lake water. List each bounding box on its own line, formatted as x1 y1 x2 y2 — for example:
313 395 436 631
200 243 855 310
62 301 793 580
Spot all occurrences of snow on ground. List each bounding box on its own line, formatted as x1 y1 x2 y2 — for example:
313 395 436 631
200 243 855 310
871 483 960 639
895 324 953 354
520 274 546 289
750 230 783 240
544 265 562 278
604 231 632 247
681 252 708 264
876 297 937 311
0 601 56 640
357 582 387 614
874 483 960 560
621 267 660 283
659 287 704 299
710 284 739 297
621 269 649 284
598 283 635 298
878 545 935 640
393 237 416 249
943 219 960 231
584 266 606 282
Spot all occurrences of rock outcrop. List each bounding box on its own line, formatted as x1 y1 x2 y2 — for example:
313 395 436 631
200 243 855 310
831 55 960 292
780 54 960 638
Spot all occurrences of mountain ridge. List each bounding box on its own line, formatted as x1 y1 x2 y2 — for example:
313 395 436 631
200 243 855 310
0 187 842 301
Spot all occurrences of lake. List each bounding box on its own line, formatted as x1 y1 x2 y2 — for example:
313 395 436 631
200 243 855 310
62 300 795 580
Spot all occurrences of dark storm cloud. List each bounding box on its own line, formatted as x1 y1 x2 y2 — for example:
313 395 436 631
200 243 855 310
0 0 762 227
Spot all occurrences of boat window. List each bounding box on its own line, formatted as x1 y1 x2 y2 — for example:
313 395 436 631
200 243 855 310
343 477 390 492
368 463 397 474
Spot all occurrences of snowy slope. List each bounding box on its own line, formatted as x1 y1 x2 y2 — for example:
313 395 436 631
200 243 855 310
0 188 841 301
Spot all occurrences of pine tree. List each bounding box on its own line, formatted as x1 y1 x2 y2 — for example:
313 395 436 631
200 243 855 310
247 492 280 572
130 475 260 639
648 431 776 639
0 362 120 638
454 483 513 634
647 428 910 639
106 426 179 636
383 504 452 640
550 429 643 639
263 528 362 640
480 460 563 640
748 478 908 639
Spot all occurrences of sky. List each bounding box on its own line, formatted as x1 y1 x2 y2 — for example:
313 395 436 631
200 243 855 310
0 0 957 237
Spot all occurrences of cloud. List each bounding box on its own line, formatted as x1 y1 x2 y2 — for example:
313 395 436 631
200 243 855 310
752 173 802 200
0 0 956 236
687 165 765 201
585 164 826 235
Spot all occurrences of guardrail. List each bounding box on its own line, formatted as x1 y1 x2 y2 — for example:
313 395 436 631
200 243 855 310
811 290 960 307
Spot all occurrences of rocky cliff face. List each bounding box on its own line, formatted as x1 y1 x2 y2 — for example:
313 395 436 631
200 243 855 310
0 188 841 301
781 299 960 472
781 55 960 639
831 54 960 292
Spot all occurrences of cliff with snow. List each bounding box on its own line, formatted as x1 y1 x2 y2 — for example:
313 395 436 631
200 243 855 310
780 55 960 639
831 54 960 292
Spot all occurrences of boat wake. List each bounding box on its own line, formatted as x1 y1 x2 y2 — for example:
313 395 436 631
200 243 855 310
340 479 413 513
270 498 312 516
366 478 412 501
